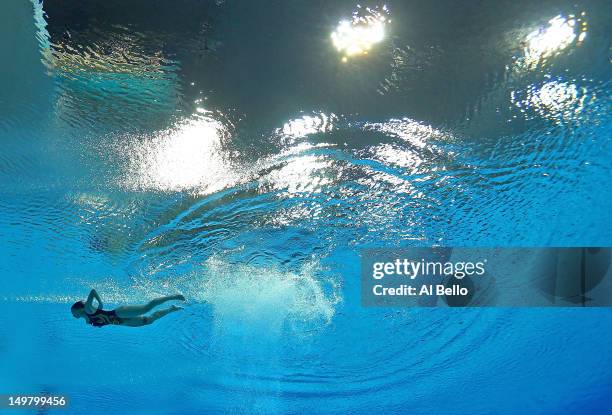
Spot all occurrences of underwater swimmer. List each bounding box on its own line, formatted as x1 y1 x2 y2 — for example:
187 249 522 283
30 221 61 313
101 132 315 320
71 289 185 327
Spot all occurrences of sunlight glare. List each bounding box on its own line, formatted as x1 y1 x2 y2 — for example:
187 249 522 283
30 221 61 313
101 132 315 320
331 6 389 60
523 14 587 67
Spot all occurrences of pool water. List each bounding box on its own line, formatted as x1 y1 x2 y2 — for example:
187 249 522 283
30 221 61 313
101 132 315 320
1 0 611 414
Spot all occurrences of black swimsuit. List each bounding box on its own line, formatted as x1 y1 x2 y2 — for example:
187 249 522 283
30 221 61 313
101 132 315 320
86 309 123 327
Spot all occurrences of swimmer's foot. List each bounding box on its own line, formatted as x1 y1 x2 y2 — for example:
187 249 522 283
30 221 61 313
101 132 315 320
170 305 184 312
170 294 186 301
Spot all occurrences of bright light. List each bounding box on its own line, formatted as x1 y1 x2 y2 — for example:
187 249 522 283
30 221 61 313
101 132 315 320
331 20 384 56
263 154 333 195
120 113 242 194
526 15 575 58
511 80 589 124
364 118 447 149
331 7 388 59
523 14 587 66
277 112 335 144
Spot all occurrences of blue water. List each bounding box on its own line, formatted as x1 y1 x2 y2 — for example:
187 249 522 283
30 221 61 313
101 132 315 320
1 0 611 413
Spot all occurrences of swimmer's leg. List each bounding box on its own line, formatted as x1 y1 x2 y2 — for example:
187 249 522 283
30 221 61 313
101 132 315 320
120 305 183 327
115 295 185 318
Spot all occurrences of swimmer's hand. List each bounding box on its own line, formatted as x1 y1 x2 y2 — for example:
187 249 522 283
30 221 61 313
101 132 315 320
85 289 103 314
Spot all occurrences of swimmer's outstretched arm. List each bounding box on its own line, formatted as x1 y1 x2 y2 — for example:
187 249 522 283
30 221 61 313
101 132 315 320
84 289 102 314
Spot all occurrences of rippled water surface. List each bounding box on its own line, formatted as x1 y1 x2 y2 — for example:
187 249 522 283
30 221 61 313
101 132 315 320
1 0 611 413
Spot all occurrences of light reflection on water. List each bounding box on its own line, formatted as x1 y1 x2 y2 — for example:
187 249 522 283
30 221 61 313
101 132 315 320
522 13 588 68
331 5 390 60
1 0 611 413
511 79 591 124
117 112 239 194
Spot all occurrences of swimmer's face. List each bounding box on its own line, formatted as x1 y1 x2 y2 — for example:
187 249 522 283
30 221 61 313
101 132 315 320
71 301 86 318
